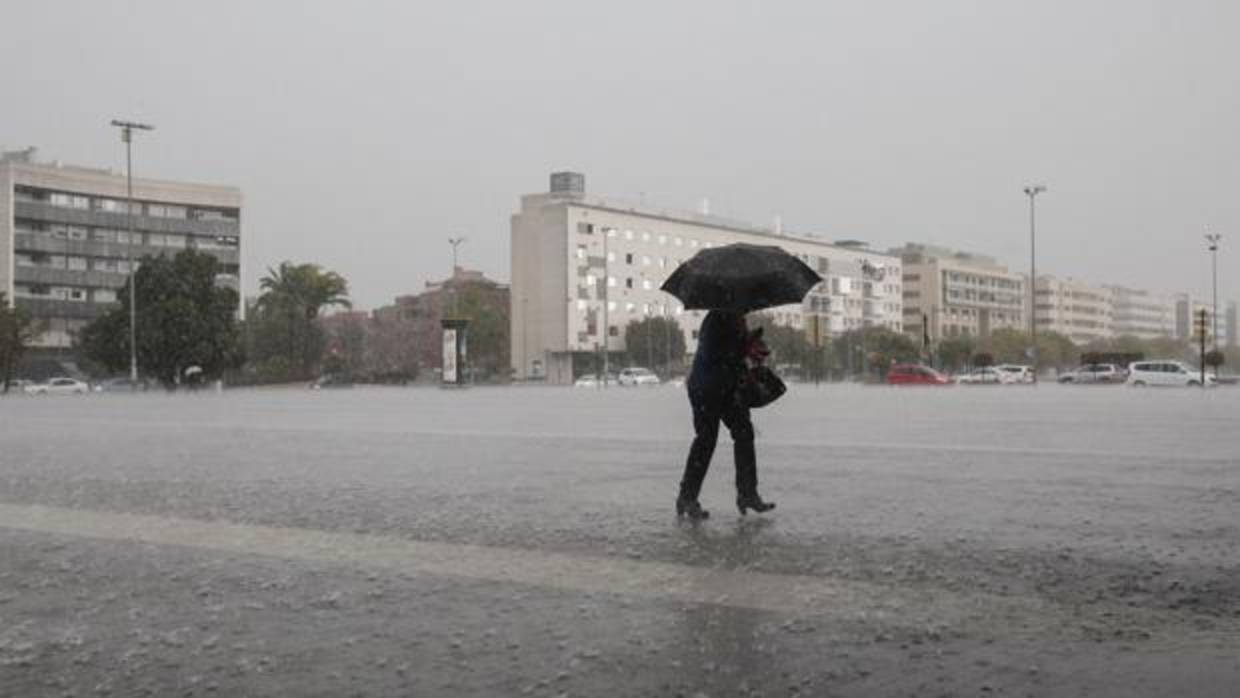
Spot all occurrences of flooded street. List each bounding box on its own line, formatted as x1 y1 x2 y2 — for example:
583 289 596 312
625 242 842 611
2 384 1239 696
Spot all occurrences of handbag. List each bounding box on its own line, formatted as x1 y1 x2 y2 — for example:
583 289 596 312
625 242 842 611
737 364 786 409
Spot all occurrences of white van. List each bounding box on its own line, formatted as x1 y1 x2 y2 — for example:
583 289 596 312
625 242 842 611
1126 361 1214 387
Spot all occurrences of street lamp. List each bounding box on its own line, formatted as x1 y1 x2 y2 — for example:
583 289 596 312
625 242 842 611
1207 233 1221 356
110 119 154 383
448 236 466 317
1023 184 1046 384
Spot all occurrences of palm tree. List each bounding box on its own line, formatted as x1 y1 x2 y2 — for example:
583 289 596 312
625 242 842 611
255 262 352 378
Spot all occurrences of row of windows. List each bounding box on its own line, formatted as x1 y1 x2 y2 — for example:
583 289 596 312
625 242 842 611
14 284 116 303
16 221 240 248
15 252 239 277
16 186 239 221
945 272 1021 290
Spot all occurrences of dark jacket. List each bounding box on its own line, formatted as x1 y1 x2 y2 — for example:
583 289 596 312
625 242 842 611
688 311 747 401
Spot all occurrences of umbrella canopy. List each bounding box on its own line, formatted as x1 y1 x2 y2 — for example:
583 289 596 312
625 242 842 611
660 243 823 312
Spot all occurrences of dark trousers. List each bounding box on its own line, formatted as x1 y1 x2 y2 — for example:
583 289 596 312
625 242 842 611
679 389 758 500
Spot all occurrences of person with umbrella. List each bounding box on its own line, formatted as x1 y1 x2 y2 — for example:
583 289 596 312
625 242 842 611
661 243 822 520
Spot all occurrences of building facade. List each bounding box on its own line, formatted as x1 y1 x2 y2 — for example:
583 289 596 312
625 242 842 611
1 148 241 351
511 173 902 383
1105 285 1176 340
891 243 1025 344
1033 276 1113 345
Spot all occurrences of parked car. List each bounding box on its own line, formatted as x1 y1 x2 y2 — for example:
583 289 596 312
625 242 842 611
34 377 90 395
1058 363 1125 384
955 367 1014 385
994 364 1034 383
887 363 951 386
95 377 150 392
573 373 617 388
1126 361 1215 387
617 367 661 387
4 379 37 394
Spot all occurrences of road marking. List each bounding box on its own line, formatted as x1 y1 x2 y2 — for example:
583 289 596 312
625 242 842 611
0 502 1042 628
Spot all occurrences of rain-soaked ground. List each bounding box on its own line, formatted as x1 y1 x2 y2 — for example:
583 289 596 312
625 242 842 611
1 383 1238 697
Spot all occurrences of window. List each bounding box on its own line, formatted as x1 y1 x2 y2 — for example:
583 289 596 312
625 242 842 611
608 301 617 311
607 276 616 287
67 256 87 271
625 302 635 313
164 234 186 248
607 252 615 262
117 231 133 244
642 279 653 290
625 278 633 289
624 230 634 240
606 228 617 238
643 303 651 315
625 253 633 265
641 231 650 242
147 234 166 247
609 326 618 337
658 235 667 245
586 274 596 286
674 237 683 246
95 289 117 303
689 239 699 248
92 229 116 243
576 300 587 310
576 246 586 260
577 222 594 235
642 255 650 266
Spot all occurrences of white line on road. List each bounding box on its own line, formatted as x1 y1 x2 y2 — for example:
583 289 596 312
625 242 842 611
0 502 1042 629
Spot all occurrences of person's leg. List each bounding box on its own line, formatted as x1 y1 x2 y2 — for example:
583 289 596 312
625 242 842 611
721 402 773 513
679 392 721 504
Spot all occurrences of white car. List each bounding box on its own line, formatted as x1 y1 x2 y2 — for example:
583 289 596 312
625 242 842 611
573 373 617 388
30 377 90 395
955 367 1015 385
617 367 661 387
1126 361 1215 387
994 364 1034 383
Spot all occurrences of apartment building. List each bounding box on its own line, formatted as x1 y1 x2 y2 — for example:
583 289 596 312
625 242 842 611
1175 294 1235 346
510 172 902 383
1033 276 1113 345
1105 285 1176 339
891 243 1025 343
1 148 241 351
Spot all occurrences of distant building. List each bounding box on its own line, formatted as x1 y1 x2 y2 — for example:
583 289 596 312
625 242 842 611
372 267 510 379
1105 285 1176 340
0 147 241 352
1176 294 1235 347
511 172 903 383
1033 276 1113 345
890 243 1025 344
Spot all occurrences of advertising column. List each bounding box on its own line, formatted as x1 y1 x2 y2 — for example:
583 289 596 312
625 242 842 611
441 318 469 387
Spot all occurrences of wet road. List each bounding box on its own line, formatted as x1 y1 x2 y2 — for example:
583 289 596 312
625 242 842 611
1 384 1238 696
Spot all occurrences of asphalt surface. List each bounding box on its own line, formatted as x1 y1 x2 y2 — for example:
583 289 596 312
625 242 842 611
1 383 1238 697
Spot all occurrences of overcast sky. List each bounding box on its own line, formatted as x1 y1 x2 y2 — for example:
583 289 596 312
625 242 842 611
3 0 1236 310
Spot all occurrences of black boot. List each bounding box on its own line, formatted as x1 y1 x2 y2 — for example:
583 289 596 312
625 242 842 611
736 494 775 516
676 496 710 520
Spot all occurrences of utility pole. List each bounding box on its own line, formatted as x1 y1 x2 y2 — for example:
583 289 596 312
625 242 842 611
448 236 466 318
601 227 610 388
1023 185 1046 384
1207 233 1221 364
110 119 154 383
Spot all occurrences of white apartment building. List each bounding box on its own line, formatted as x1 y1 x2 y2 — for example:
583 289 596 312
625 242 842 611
891 243 1025 343
1033 276 1112 345
1106 285 1176 339
511 172 902 383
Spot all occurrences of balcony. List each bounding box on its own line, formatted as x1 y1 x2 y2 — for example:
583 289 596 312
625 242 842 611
14 232 241 266
14 265 127 289
15 200 240 237
14 296 112 321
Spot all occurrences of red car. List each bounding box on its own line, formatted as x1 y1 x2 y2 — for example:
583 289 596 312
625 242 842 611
886 363 951 385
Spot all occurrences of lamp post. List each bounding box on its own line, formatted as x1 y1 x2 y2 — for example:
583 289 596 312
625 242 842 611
1023 184 1046 384
601 227 610 388
1200 234 1220 357
110 119 154 383
448 236 466 317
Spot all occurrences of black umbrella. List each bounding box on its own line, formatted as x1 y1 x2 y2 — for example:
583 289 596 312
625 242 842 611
660 243 823 312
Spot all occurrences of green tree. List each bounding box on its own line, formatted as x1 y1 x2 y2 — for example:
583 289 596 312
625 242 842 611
936 335 975 372
79 250 242 388
252 261 352 379
830 326 918 380
624 316 687 376
454 284 510 382
0 294 42 393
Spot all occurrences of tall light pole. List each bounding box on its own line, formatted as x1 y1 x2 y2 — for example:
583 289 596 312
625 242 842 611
110 119 154 383
1023 184 1046 384
601 227 610 388
1207 233 1221 355
448 236 466 317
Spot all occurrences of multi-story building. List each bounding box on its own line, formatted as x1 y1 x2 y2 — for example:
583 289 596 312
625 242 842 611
891 243 1025 344
1033 276 1113 345
1 147 241 352
1175 294 1236 347
1105 285 1175 340
510 172 902 383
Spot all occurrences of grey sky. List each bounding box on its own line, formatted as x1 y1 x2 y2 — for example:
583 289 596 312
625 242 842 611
3 0 1236 309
